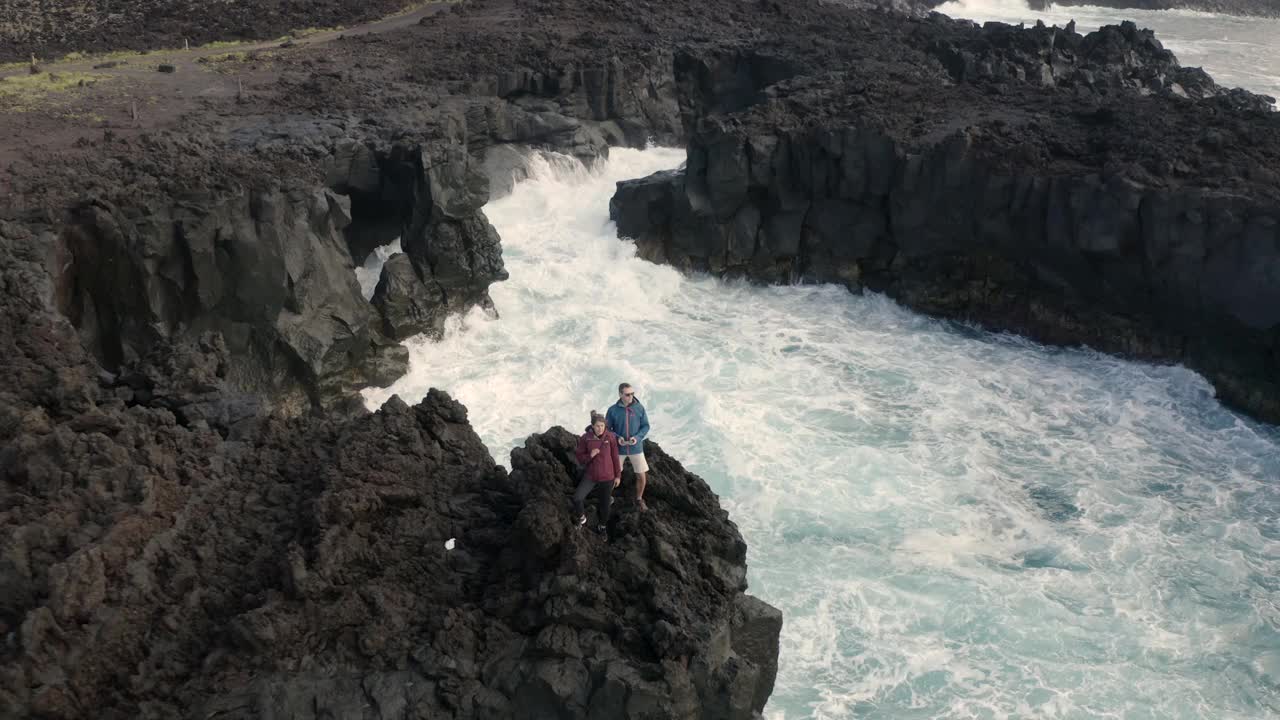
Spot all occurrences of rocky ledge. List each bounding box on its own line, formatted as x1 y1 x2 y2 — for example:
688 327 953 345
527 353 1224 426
0 238 780 717
2 58 682 415
611 19 1280 422
4 131 506 417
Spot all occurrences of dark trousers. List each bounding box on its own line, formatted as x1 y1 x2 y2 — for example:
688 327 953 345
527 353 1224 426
573 477 613 526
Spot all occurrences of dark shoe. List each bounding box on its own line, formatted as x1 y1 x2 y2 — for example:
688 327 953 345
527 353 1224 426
636 498 648 512
594 524 607 537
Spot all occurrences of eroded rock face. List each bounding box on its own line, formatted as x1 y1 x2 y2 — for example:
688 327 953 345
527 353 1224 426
612 112 1280 422
604 12 1279 424
469 51 685 151
330 139 509 344
52 183 406 416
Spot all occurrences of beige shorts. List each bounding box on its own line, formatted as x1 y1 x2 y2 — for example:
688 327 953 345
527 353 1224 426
621 452 649 473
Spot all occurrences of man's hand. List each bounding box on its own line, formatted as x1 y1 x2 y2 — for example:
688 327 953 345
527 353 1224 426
590 448 600 458
613 477 621 488
630 438 638 446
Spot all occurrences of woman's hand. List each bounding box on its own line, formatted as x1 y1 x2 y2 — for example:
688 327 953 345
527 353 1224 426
590 448 600 458
613 477 621 488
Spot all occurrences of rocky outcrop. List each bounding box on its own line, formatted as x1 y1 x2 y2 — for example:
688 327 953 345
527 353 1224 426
612 98 1280 421
467 51 685 152
35 0 751 404
927 19 1275 111
1048 0 1280 18
49 177 408 417
12 112 517 416
3 201 779 719
8 0 1280 716
371 253 447 340
605 15 1280 423
0 218 780 715
330 139 508 343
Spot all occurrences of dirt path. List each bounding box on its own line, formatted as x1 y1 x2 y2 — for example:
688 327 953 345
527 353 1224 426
0 2 453 168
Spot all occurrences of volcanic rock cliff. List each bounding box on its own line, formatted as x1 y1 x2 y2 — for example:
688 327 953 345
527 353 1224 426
3 0 1280 717
610 18 1280 422
0 243 780 716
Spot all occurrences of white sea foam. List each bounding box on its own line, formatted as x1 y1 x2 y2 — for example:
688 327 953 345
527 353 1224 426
354 237 403 300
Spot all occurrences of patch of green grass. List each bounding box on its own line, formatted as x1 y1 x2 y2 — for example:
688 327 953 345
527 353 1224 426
58 110 107 123
201 39 253 50
202 51 250 63
288 27 332 39
0 71 109 111
197 50 278 73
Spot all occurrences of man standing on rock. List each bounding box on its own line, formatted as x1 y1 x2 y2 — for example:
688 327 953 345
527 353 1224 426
606 382 651 511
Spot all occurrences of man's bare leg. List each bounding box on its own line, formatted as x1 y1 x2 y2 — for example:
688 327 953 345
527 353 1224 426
636 471 648 510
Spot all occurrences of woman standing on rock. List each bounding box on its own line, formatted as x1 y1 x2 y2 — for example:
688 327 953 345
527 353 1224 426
573 411 622 535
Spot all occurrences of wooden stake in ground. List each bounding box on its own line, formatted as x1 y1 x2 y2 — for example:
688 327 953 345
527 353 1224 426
29 54 37 74
184 38 190 51
130 100 138 125
237 77 244 102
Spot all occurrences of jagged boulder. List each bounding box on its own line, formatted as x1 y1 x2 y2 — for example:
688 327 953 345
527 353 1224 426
372 253 448 340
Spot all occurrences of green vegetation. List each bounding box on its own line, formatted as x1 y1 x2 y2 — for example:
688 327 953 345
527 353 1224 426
0 71 108 111
197 50 278 73
202 51 250 63
57 110 107 123
200 39 258 50
287 26 343 40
